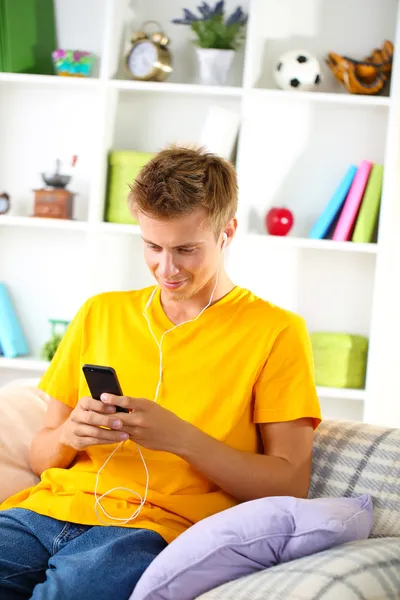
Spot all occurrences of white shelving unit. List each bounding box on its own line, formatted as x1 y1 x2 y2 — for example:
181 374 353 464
1 0 400 426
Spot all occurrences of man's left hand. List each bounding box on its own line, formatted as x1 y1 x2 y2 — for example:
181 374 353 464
100 394 191 454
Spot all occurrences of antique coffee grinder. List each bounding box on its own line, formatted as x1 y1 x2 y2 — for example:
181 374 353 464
33 156 77 219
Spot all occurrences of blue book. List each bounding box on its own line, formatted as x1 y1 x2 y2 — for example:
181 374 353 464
0 282 29 358
309 165 358 239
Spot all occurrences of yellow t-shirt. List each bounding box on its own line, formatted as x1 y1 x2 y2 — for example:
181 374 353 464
1 286 321 543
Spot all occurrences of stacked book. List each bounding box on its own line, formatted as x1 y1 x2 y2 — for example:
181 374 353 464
309 161 384 243
0 0 56 74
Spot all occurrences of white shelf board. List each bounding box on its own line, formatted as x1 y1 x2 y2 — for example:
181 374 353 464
0 73 391 107
251 88 392 108
0 357 49 372
94 222 142 235
317 386 366 401
0 217 377 252
0 216 89 231
109 79 244 97
248 233 378 254
0 72 100 88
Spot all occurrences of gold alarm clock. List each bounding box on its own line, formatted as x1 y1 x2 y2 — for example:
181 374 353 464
125 21 173 82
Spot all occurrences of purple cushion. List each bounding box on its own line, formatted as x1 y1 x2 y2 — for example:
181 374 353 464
131 494 372 600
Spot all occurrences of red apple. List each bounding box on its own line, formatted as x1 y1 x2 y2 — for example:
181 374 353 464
265 207 294 236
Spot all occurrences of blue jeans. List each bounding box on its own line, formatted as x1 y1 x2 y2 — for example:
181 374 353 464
0 508 167 600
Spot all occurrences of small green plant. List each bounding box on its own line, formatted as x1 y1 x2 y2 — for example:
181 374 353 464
172 1 248 50
41 319 70 361
41 334 64 361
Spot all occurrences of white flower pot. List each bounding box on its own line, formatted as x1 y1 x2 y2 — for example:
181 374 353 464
195 48 235 86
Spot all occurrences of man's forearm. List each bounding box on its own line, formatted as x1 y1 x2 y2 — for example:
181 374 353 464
30 426 78 477
176 425 309 501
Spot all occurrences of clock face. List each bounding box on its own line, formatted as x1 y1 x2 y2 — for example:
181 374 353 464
128 40 158 78
0 195 9 214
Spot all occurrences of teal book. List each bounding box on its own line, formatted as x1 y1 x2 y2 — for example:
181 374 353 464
309 165 357 239
0 283 29 358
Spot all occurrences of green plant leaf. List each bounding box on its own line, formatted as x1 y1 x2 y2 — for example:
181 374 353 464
191 14 246 49
41 334 63 361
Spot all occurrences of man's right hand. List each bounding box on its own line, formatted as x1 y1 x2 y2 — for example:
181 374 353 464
60 396 129 451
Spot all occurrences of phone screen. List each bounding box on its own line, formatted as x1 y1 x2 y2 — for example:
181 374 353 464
82 364 129 413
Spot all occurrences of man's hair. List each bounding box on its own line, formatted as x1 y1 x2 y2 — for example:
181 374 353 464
128 145 238 237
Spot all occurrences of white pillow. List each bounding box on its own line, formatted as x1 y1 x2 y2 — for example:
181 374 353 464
0 382 49 503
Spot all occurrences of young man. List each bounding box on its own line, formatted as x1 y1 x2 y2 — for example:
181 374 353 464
0 146 321 599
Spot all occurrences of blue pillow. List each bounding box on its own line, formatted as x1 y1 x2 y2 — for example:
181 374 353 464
131 494 373 600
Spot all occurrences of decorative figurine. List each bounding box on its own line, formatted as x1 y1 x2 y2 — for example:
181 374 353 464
33 156 77 219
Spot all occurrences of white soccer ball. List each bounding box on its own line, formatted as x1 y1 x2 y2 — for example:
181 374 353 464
273 50 322 92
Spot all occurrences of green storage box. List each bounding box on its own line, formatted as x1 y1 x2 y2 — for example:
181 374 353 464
310 332 369 389
105 150 154 225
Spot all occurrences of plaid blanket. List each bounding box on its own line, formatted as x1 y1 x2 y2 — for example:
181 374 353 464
198 537 400 599
309 420 400 538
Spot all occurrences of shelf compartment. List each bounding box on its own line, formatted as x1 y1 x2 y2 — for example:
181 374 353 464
108 0 249 86
0 85 102 222
247 0 397 95
113 91 241 154
0 227 90 358
229 236 375 339
239 97 388 240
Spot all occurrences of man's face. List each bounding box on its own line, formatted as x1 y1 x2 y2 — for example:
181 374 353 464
138 207 224 302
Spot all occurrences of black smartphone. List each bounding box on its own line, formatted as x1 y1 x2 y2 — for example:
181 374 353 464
82 364 129 413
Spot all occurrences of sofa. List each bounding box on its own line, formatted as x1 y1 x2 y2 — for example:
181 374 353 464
1 381 400 599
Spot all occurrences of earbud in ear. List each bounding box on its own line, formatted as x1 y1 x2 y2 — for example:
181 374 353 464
222 232 228 250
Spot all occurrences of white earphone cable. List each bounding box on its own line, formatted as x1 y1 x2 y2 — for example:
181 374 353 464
94 236 227 524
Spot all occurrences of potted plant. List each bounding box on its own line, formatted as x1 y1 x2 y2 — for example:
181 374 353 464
172 1 248 86
41 319 70 361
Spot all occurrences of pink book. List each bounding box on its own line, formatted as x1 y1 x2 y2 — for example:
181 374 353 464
332 160 373 241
